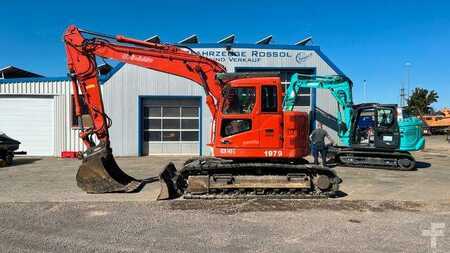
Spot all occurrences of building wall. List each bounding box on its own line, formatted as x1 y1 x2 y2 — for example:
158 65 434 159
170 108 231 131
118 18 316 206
0 79 85 155
103 65 210 156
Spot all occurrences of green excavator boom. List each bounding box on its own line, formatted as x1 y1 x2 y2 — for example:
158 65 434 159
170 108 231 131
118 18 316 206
284 74 353 146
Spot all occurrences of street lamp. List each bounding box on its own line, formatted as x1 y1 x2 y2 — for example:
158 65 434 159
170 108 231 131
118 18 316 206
404 62 412 98
363 79 367 102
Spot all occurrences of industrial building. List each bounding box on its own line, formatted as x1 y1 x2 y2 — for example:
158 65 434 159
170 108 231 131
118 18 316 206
0 35 345 156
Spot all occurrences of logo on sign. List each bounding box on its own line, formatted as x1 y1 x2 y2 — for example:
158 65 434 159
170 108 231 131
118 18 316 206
295 52 313 64
195 49 294 63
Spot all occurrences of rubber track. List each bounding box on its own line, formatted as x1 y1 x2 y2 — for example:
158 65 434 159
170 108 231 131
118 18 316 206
333 148 416 170
181 161 339 176
184 193 330 200
177 160 341 199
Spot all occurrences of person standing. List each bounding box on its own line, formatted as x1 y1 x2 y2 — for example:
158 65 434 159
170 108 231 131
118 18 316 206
309 122 334 166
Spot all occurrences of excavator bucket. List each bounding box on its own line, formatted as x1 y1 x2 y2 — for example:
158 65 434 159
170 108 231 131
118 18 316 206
157 162 180 200
76 145 144 193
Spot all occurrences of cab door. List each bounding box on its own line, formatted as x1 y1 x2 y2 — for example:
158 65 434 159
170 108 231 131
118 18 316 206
216 85 260 149
258 85 283 148
373 107 400 149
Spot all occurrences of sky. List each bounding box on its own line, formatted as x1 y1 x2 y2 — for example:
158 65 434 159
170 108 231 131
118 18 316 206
1 0 449 109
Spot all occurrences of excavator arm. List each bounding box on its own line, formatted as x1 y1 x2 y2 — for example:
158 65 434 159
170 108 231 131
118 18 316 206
284 74 353 146
63 25 226 195
65 25 226 148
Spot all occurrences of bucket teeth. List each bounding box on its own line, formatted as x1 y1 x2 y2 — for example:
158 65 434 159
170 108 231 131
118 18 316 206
76 145 144 193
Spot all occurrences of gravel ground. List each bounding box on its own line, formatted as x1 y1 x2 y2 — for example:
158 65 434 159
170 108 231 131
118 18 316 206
1 201 449 253
0 136 449 252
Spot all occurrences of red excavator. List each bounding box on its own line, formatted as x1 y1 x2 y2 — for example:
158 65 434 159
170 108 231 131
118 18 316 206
64 25 342 199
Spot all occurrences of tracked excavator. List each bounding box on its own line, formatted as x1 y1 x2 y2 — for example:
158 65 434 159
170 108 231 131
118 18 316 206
284 74 425 170
64 25 342 200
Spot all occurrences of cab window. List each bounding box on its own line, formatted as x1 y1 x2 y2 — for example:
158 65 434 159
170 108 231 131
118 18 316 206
261 86 277 112
357 109 375 129
221 119 252 137
222 87 256 114
377 108 394 127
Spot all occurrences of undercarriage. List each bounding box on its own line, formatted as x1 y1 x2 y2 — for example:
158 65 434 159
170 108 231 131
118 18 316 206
329 146 416 171
158 158 342 200
75 146 342 200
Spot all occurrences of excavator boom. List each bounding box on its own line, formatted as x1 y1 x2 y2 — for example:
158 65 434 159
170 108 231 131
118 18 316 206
285 74 353 146
64 25 226 194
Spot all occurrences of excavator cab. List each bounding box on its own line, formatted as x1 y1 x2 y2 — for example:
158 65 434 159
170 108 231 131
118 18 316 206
213 73 309 160
215 76 283 152
350 103 425 152
351 104 401 150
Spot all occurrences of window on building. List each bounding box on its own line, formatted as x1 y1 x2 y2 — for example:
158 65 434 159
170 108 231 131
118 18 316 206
261 86 278 112
222 87 256 114
283 71 311 107
294 96 311 106
71 95 89 128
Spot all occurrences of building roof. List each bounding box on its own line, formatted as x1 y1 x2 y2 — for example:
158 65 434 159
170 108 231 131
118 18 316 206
217 34 236 44
0 66 43 79
178 35 199 44
0 42 345 84
145 35 161 44
256 35 273 45
295 36 313 46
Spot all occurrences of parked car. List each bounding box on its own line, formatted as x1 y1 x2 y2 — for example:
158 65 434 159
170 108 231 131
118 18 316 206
0 132 21 165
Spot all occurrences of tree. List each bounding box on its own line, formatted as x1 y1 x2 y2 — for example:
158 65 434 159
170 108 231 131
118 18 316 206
405 87 439 116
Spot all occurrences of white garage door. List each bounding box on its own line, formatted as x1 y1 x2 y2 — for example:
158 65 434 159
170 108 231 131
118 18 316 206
0 96 54 156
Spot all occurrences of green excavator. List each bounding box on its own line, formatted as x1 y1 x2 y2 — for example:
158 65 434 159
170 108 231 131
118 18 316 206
284 74 425 170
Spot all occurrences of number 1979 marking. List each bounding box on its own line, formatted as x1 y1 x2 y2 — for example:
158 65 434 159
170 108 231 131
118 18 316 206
264 150 283 157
